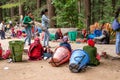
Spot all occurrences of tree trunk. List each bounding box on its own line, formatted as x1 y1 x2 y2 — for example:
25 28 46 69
47 0 56 28
37 0 41 9
36 0 41 17
0 2 3 21
78 0 81 13
112 0 116 14
84 0 91 30
10 8 14 17
19 4 23 15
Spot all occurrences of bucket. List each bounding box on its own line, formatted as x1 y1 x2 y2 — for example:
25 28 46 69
68 31 77 41
94 30 102 37
69 49 90 73
9 40 24 62
88 33 96 39
50 33 55 41
49 46 71 67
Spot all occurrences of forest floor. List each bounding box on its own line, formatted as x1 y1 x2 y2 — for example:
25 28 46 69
0 39 120 80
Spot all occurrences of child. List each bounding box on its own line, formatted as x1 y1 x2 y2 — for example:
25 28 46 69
22 31 27 38
43 47 53 60
28 38 43 60
16 30 22 38
11 27 16 37
83 39 100 66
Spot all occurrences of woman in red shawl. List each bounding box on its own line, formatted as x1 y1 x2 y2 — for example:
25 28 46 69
28 38 43 60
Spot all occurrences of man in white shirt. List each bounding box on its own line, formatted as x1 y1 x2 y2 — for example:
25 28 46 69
0 21 6 39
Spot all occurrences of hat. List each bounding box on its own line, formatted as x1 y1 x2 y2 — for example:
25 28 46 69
63 36 68 42
87 39 95 47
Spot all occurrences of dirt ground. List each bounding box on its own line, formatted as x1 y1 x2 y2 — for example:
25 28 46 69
0 39 120 80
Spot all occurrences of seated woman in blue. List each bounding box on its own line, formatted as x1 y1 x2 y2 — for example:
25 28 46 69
59 36 72 52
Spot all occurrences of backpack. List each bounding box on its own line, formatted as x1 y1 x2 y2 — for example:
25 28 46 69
69 49 90 73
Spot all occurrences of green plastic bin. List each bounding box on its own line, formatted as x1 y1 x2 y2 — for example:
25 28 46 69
9 40 24 62
50 33 55 41
68 31 77 41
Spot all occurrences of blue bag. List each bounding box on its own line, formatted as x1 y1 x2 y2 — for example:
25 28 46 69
112 19 120 31
69 49 90 73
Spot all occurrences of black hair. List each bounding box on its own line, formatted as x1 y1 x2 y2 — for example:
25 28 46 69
27 11 31 15
115 7 120 18
40 9 48 16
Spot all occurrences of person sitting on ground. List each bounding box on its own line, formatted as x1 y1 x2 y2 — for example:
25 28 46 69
55 28 63 41
76 29 88 43
94 29 110 44
22 31 27 38
28 38 43 60
83 39 100 66
16 30 22 38
43 46 53 60
59 36 72 52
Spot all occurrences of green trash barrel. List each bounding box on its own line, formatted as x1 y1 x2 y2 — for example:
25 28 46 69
68 31 77 41
50 33 55 41
9 40 24 62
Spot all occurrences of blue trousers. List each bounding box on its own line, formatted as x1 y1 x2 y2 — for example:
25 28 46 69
0 30 5 39
25 27 32 45
116 32 120 54
43 30 50 47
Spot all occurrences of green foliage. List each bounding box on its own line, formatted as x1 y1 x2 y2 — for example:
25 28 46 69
52 0 78 28
0 0 26 9
0 3 20 9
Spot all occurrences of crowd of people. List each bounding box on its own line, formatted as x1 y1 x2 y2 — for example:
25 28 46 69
0 7 120 73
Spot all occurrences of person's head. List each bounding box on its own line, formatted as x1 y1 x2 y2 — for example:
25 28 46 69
87 39 95 47
41 9 48 16
1 20 5 24
34 37 40 44
30 14 34 20
82 29 87 34
102 30 108 36
64 32 68 36
63 36 68 42
57 28 62 33
27 11 32 17
22 31 25 34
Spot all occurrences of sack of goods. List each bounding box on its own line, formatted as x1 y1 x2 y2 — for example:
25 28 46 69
69 49 90 73
49 46 71 67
